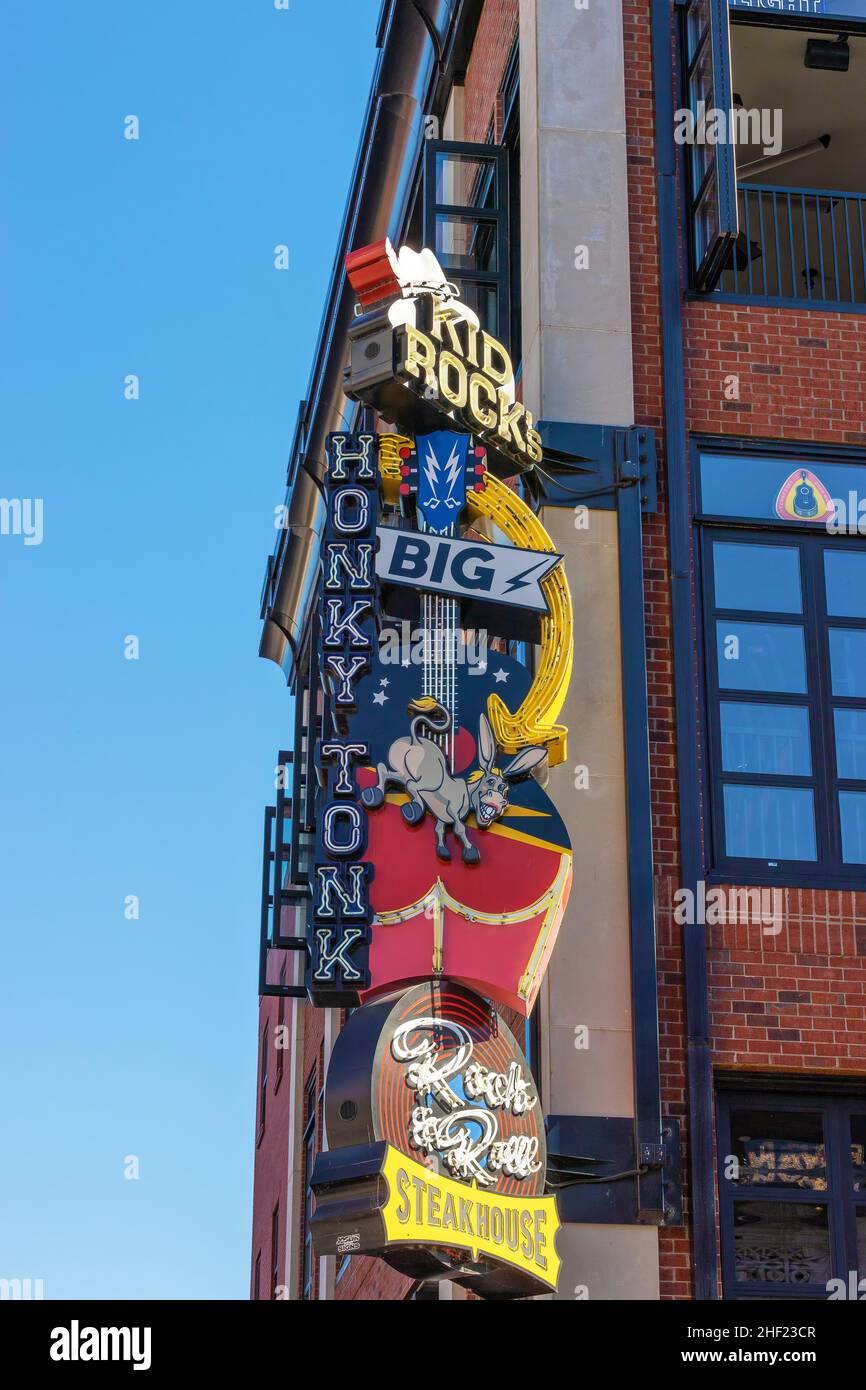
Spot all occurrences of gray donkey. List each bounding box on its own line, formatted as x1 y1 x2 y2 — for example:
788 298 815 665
360 697 547 864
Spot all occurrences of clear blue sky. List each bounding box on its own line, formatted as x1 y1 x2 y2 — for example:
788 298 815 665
0 0 379 1299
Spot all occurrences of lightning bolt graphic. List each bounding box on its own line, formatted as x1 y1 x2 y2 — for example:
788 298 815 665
503 556 555 594
443 441 462 498
423 442 439 505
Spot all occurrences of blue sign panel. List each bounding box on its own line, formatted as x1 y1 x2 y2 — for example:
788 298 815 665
729 0 866 15
729 0 824 12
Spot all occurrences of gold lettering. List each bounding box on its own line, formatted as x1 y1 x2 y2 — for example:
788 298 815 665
497 391 526 451
526 426 543 464
438 350 468 408
401 326 437 391
432 304 464 355
468 371 498 429
505 1208 519 1251
482 332 514 388
465 319 480 368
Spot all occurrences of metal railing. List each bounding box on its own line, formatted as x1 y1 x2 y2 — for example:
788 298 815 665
717 183 866 308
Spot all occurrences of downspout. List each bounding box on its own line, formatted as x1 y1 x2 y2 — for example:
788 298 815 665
260 0 453 681
650 0 719 1297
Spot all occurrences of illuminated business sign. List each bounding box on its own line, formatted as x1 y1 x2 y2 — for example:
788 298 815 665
310 981 561 1296
309 424 573 1015
344 239 542 479
305 249 572 1296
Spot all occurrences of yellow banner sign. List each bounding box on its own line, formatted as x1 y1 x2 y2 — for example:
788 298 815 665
381 1145 561 1291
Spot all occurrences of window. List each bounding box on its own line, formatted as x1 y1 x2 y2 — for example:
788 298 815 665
258 1026 268 1135
681 5 866 306
275 961 286 1090
300 1067 318 1301
270 1204 280 1300
253 1250 261 1301
699 449 866 884
423 140 511 344
717 1089 866 1299
681 0 739 290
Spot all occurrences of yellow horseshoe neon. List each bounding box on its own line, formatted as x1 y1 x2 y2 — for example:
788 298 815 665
377 434 572 765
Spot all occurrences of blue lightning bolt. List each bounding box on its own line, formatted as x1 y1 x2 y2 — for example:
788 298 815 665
503 556 554 594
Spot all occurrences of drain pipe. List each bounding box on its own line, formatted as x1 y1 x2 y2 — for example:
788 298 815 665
650 0 718 1298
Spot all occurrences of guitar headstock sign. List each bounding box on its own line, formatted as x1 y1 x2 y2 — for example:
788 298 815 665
305 244 574 1297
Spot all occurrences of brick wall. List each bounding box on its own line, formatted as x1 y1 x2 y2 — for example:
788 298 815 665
249 993 291 1300
462 0 519 143
623 0 866 1300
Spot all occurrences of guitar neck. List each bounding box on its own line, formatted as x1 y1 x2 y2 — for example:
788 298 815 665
419 518 460 772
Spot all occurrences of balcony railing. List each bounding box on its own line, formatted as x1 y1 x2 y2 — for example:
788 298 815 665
717 183 866 309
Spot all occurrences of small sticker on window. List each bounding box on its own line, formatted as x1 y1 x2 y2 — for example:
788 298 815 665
775 468 835 524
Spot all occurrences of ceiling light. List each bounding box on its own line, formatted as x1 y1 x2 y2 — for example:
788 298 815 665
805 35 850 71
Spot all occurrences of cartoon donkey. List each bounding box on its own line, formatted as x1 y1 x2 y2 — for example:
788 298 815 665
360 696 547 864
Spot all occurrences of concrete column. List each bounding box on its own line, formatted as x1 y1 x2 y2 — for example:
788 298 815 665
519 0 659 1299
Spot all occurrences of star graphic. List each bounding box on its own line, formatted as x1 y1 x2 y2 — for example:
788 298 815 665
380 677 390 687
493 668 509 684
372 690 388 706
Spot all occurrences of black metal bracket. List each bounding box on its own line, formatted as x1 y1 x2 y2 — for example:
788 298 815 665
534 421 658 513
546 1115 683 1227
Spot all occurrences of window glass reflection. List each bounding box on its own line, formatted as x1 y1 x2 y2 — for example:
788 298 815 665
724 783 817 860
825 552 866 619
829 629 866 697
717 621 807 693
434 153 496 208
733 1202 830 1287
834 709 866 780
714 542 802 614
721 703 811 776
730 1109 826 1190
840 792 866 864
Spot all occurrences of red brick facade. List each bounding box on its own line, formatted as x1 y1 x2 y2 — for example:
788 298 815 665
623 0 866 1299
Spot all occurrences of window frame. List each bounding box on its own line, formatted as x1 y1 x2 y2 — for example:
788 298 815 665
300 1066 318 1301
258 1024 268 1139
695 440 866 888
423 138 511 348
679 0 739 292
717 1087 866 1300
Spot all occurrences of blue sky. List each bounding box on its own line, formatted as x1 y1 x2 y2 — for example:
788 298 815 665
0 0 379 1299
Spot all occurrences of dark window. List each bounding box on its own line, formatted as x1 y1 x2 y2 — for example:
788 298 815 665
698 451 866 884
259 1026 268 1134
275 960 286 1089
270 1204 280 1300
423 140 511 346
301 1067 318 1301
253 1250 261 1301
680 0 738 290
717 1090 866 1299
